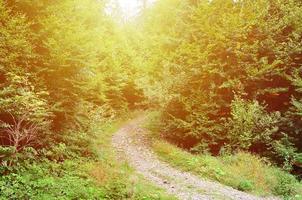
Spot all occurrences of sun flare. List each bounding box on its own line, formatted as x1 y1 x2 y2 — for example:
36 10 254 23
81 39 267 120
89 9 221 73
112 0 156 20
118 0 141 17
1 0 302 199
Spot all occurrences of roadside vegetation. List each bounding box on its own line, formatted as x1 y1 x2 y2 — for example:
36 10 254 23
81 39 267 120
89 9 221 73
1 0 302 199
154 139 302 198
0 114 176 199
0 1 171 199
138 0 302 198
92 115 177 200
145 111 302 199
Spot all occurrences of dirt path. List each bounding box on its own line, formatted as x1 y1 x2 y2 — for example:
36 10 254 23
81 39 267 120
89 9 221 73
112 116 279 200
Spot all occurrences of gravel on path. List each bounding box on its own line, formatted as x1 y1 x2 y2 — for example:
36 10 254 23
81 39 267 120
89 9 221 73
112 116 279 200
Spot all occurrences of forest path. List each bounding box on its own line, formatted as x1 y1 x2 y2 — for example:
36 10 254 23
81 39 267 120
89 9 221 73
112 116 278 200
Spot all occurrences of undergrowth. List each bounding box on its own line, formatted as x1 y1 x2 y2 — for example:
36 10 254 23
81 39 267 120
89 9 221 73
145 111 302 200
0 114 176 200
91 114 177 200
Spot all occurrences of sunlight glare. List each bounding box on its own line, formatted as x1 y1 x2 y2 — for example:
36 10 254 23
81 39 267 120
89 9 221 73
109 0 156 20
118 0 141 19
117 0 141 20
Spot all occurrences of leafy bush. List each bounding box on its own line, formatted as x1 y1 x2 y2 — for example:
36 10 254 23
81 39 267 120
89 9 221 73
0 72 53 165
0 2 148 197
0 161 106 200
272 134 300 171
226 96 281 152
272 170 302 198
238 180 254 192
152 138 302 198
141 0 302 170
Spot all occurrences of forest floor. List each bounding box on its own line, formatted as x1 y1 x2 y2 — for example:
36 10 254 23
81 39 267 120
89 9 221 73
112 115 279 200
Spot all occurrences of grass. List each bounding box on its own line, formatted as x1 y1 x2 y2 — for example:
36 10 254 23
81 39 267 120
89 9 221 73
84 113 177 200
145 111 302 200
0 112 176 200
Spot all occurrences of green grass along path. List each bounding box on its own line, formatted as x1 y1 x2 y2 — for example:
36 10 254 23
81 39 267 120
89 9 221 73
112 116 279 200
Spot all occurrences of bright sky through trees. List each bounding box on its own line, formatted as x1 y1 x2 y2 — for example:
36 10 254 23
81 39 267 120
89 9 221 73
117 0 140 18
1 0 302 199
110 0 156 20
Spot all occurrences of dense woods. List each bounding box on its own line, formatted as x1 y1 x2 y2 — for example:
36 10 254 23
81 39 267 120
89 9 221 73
0 0 148 198
0 0 143 154
0 0 301 199
137 0 302 169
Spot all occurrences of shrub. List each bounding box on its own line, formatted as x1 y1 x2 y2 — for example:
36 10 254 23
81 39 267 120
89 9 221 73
272 134 300 171
238 180 254 192
0 71 53 152
226 96 281 152
152 138 302 198
0 158 107 200
272 170 301 197
144 0 302 163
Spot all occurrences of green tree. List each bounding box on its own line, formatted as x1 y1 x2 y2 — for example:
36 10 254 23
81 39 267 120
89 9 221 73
139 0 302 159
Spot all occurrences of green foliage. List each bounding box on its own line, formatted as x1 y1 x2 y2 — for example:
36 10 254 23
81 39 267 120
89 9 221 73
0 71 52 127
90 116 177 200
0 146 15 165
139 0 302 170
272 134 302 173
226 96 281 151
1 0 302 198
0 161 106 200
152 138 302 198
286 67 302 153
0 1 149 199
0 0 145 151
0 0 34 69
0 117 176 200
272 170 302 198
238 180 254 192
0 0 52 150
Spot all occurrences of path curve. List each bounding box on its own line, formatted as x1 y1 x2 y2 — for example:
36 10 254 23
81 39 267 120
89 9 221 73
112 116 279 200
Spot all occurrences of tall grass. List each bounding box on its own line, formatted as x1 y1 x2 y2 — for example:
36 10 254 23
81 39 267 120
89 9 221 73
152 139 302 199
145 111 302 199
85 115 177 200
